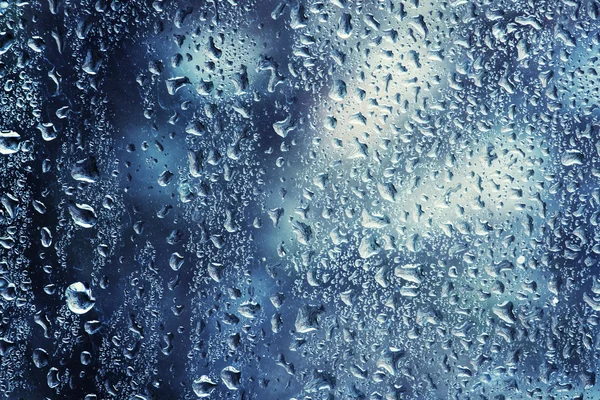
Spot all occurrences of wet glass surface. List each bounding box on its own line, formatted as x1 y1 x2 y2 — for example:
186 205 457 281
1 0 600 399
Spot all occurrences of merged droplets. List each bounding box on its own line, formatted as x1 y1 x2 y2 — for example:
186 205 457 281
65 282 95 315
